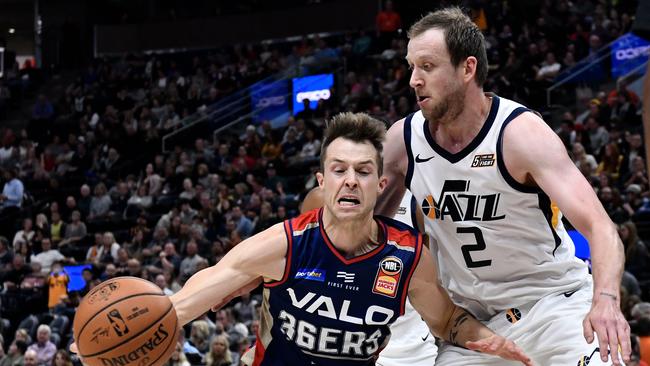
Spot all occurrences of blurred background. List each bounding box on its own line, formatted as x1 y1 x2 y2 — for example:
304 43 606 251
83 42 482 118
0 0 648 365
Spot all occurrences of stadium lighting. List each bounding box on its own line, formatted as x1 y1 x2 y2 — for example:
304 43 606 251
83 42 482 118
8 28 15 34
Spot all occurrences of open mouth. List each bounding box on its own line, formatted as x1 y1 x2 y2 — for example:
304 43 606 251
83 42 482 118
417 96 431 103
337 196 360 207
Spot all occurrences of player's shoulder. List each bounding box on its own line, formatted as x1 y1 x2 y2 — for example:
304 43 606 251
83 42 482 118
288 208 321 233
377 215 420 248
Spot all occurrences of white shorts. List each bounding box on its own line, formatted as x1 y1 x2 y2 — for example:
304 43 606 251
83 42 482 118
376 298 438 366
435 280 624 366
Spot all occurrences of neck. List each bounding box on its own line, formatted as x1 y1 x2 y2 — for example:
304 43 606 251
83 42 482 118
321 208 379 257
431 90 491 152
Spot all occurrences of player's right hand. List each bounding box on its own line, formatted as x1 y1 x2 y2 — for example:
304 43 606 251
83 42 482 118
466 335 534 366
69 342 78 354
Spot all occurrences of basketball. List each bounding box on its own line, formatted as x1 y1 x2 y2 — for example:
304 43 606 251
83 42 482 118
72 276 179 366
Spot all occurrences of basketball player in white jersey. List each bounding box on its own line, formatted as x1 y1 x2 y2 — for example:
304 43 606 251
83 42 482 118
377 7 631 366
301 187 439 366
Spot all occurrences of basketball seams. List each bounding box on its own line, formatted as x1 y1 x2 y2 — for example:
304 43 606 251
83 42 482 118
78 296 172 358
76 291 165 355
142 316 178 366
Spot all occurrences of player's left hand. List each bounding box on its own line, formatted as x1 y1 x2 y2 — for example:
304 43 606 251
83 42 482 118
466 335 534 366
583 295 631 365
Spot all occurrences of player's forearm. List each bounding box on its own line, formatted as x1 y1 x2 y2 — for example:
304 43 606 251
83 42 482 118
170 263 250 326
441 306 493 347
588 223 625 304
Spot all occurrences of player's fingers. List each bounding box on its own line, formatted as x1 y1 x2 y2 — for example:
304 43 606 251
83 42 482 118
69 343 78 354
619 320 632 362
465 340 484 351
582 317 594 344
608 326 621 366
505 341 533 366
595 325 609 363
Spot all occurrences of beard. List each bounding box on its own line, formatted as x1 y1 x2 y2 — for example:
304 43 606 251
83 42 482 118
421 84 465 124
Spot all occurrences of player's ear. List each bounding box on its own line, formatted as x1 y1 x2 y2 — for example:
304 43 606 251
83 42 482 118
377 175 388 194
463 56 477 83
316 172 324 188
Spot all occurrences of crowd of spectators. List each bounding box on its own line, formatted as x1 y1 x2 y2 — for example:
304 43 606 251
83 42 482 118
0 0 648 365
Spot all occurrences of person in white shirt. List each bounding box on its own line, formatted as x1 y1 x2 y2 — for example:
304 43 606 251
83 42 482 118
12 218 34 248
30 238 65 274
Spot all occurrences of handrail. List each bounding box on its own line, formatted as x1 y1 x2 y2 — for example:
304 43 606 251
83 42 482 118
545 33 639 106
161 67 297 152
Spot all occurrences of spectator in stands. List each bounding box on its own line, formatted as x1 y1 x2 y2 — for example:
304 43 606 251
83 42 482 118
59 210 86 251
30 237 65 274
88 183 111 220
3 254 31 289
228 206 252 239
376 0 402 48
0 340 27 366
586 116 610 156
620 221 650 282
0 236 13 272
96 232 120 264
77 185 92 219
233 292 257 326
179 241 204 282
27 325 56 366
34 214 49 241
49 212 65 246
47 262 69 310
52 350 72 366
12 218 34 249
624 184 646 217
597 142 624 181
23 349 37 366
166 342 190 366
624 157 649 191
573 142 598 177
203 335 233 366
186 320 210 360
0 168 23 214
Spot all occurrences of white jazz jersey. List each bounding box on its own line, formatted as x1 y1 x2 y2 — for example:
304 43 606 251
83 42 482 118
377 191 438 366
404 95 589 320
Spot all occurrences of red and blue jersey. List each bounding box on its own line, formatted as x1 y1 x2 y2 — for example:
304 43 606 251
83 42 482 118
251 208 423 366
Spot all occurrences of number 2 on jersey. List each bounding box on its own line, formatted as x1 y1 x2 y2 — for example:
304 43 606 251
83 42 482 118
457 227 492 268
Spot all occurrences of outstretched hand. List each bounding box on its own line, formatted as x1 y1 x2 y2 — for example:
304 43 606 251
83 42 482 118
466 335 534 366
583 295 631 365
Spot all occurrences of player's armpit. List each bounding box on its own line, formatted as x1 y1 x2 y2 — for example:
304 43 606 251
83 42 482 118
170 223 288 326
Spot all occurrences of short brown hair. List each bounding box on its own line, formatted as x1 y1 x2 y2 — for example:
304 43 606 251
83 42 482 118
408 7 488 87
320 112 386 176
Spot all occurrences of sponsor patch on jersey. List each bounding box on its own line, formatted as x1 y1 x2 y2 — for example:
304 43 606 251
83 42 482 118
372 257 403 298
295 268 326 282
471 153 495 168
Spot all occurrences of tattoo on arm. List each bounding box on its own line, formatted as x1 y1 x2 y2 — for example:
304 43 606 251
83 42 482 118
449 311 470 345
599 292 618 301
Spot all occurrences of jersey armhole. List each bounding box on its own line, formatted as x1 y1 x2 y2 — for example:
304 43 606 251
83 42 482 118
496 107 541 194
399 232 423 316
404 113 415 191
264 220 293 288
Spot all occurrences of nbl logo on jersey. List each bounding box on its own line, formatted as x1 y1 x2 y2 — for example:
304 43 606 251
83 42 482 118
372 257 403 298
420 180 505 222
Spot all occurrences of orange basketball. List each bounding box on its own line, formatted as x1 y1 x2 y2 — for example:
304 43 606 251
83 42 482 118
73 276 179 366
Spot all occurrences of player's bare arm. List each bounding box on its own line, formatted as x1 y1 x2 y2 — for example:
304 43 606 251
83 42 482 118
408 246 533 366
501 111 630 364
170 223 288 326
375 118 408 217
